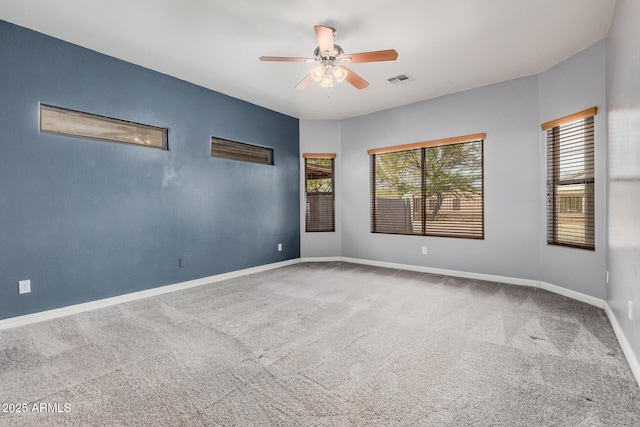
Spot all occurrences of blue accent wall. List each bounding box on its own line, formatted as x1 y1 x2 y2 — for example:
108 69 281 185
0 21 300 320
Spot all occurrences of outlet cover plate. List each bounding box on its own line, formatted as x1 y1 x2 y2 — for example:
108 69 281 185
19 280 31 294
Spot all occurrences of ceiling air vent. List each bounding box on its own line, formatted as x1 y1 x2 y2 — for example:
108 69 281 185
387 74 414 85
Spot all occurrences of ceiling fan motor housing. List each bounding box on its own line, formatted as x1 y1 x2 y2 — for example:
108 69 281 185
314 45 344 63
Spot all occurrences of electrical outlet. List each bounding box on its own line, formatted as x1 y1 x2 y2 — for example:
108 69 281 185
606 271 609 284
18 280 31 294
629 301 635 321
421 246 427 255
277 243 283 252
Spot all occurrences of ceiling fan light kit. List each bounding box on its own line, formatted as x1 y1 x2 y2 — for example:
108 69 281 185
311 64 348 89
260 25 398 91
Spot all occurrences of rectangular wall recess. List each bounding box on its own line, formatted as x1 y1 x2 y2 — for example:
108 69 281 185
211 137 273 165
40 104 168 150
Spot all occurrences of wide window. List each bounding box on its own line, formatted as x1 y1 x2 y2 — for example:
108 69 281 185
369 134 484 239
211 137 273 165
542 107 596 250
40 104 168 150
304 154 335 232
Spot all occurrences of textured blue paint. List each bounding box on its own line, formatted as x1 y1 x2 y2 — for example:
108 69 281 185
0 21 300 320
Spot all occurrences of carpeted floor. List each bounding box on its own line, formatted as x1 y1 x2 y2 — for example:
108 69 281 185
1 262 639 426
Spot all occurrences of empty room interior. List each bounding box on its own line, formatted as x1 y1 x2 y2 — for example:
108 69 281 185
1 0 640 425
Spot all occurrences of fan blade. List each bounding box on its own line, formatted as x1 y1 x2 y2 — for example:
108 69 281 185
343 49 398 63
295 74 314 90
260 56 315 62
314 25 335 57
343 66 369 89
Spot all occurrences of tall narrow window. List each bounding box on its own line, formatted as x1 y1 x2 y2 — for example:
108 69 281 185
369 134 484 239
542 107 596 250
304 154 335 232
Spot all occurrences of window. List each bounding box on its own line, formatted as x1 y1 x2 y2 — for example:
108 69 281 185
369 133 484 239
304 154 335 232
40 104 168 150
542 107 596 250
211 137 273 165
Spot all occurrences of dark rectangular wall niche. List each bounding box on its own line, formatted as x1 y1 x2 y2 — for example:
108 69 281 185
40 104 169 150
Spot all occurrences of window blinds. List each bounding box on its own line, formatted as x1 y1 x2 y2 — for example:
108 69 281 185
370 137 484 239
304 154 335 232
545 114 595 250
211 137 273 165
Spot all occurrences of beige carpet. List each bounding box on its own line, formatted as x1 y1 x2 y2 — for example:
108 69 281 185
1 262 639 426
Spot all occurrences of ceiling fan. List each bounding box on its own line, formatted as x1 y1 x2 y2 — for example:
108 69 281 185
260 25 398 90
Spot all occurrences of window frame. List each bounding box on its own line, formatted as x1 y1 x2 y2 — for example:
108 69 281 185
303 153 336 233
542 108 596 251
40 104 168 150
369 133 485 240
211 137 273 165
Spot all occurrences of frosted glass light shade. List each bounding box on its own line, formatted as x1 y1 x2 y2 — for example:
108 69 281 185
333 66 348 82
310 65 325 82
321 74 333 88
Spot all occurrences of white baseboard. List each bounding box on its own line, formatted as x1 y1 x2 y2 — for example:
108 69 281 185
304 256 636 387
339 257 605 308
2 255 637 388
300 256 342 263
539 281 605 308
341 256 541 288
0 258 300 331
604 303 640 387
0 255 605 327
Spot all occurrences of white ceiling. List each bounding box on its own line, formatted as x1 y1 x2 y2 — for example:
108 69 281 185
2 0 617 120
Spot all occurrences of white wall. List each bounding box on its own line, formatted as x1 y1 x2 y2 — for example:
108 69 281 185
538 40 607 298
340 76 541 281
606 0 640 365
299 120 342 258
299 42 608 300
